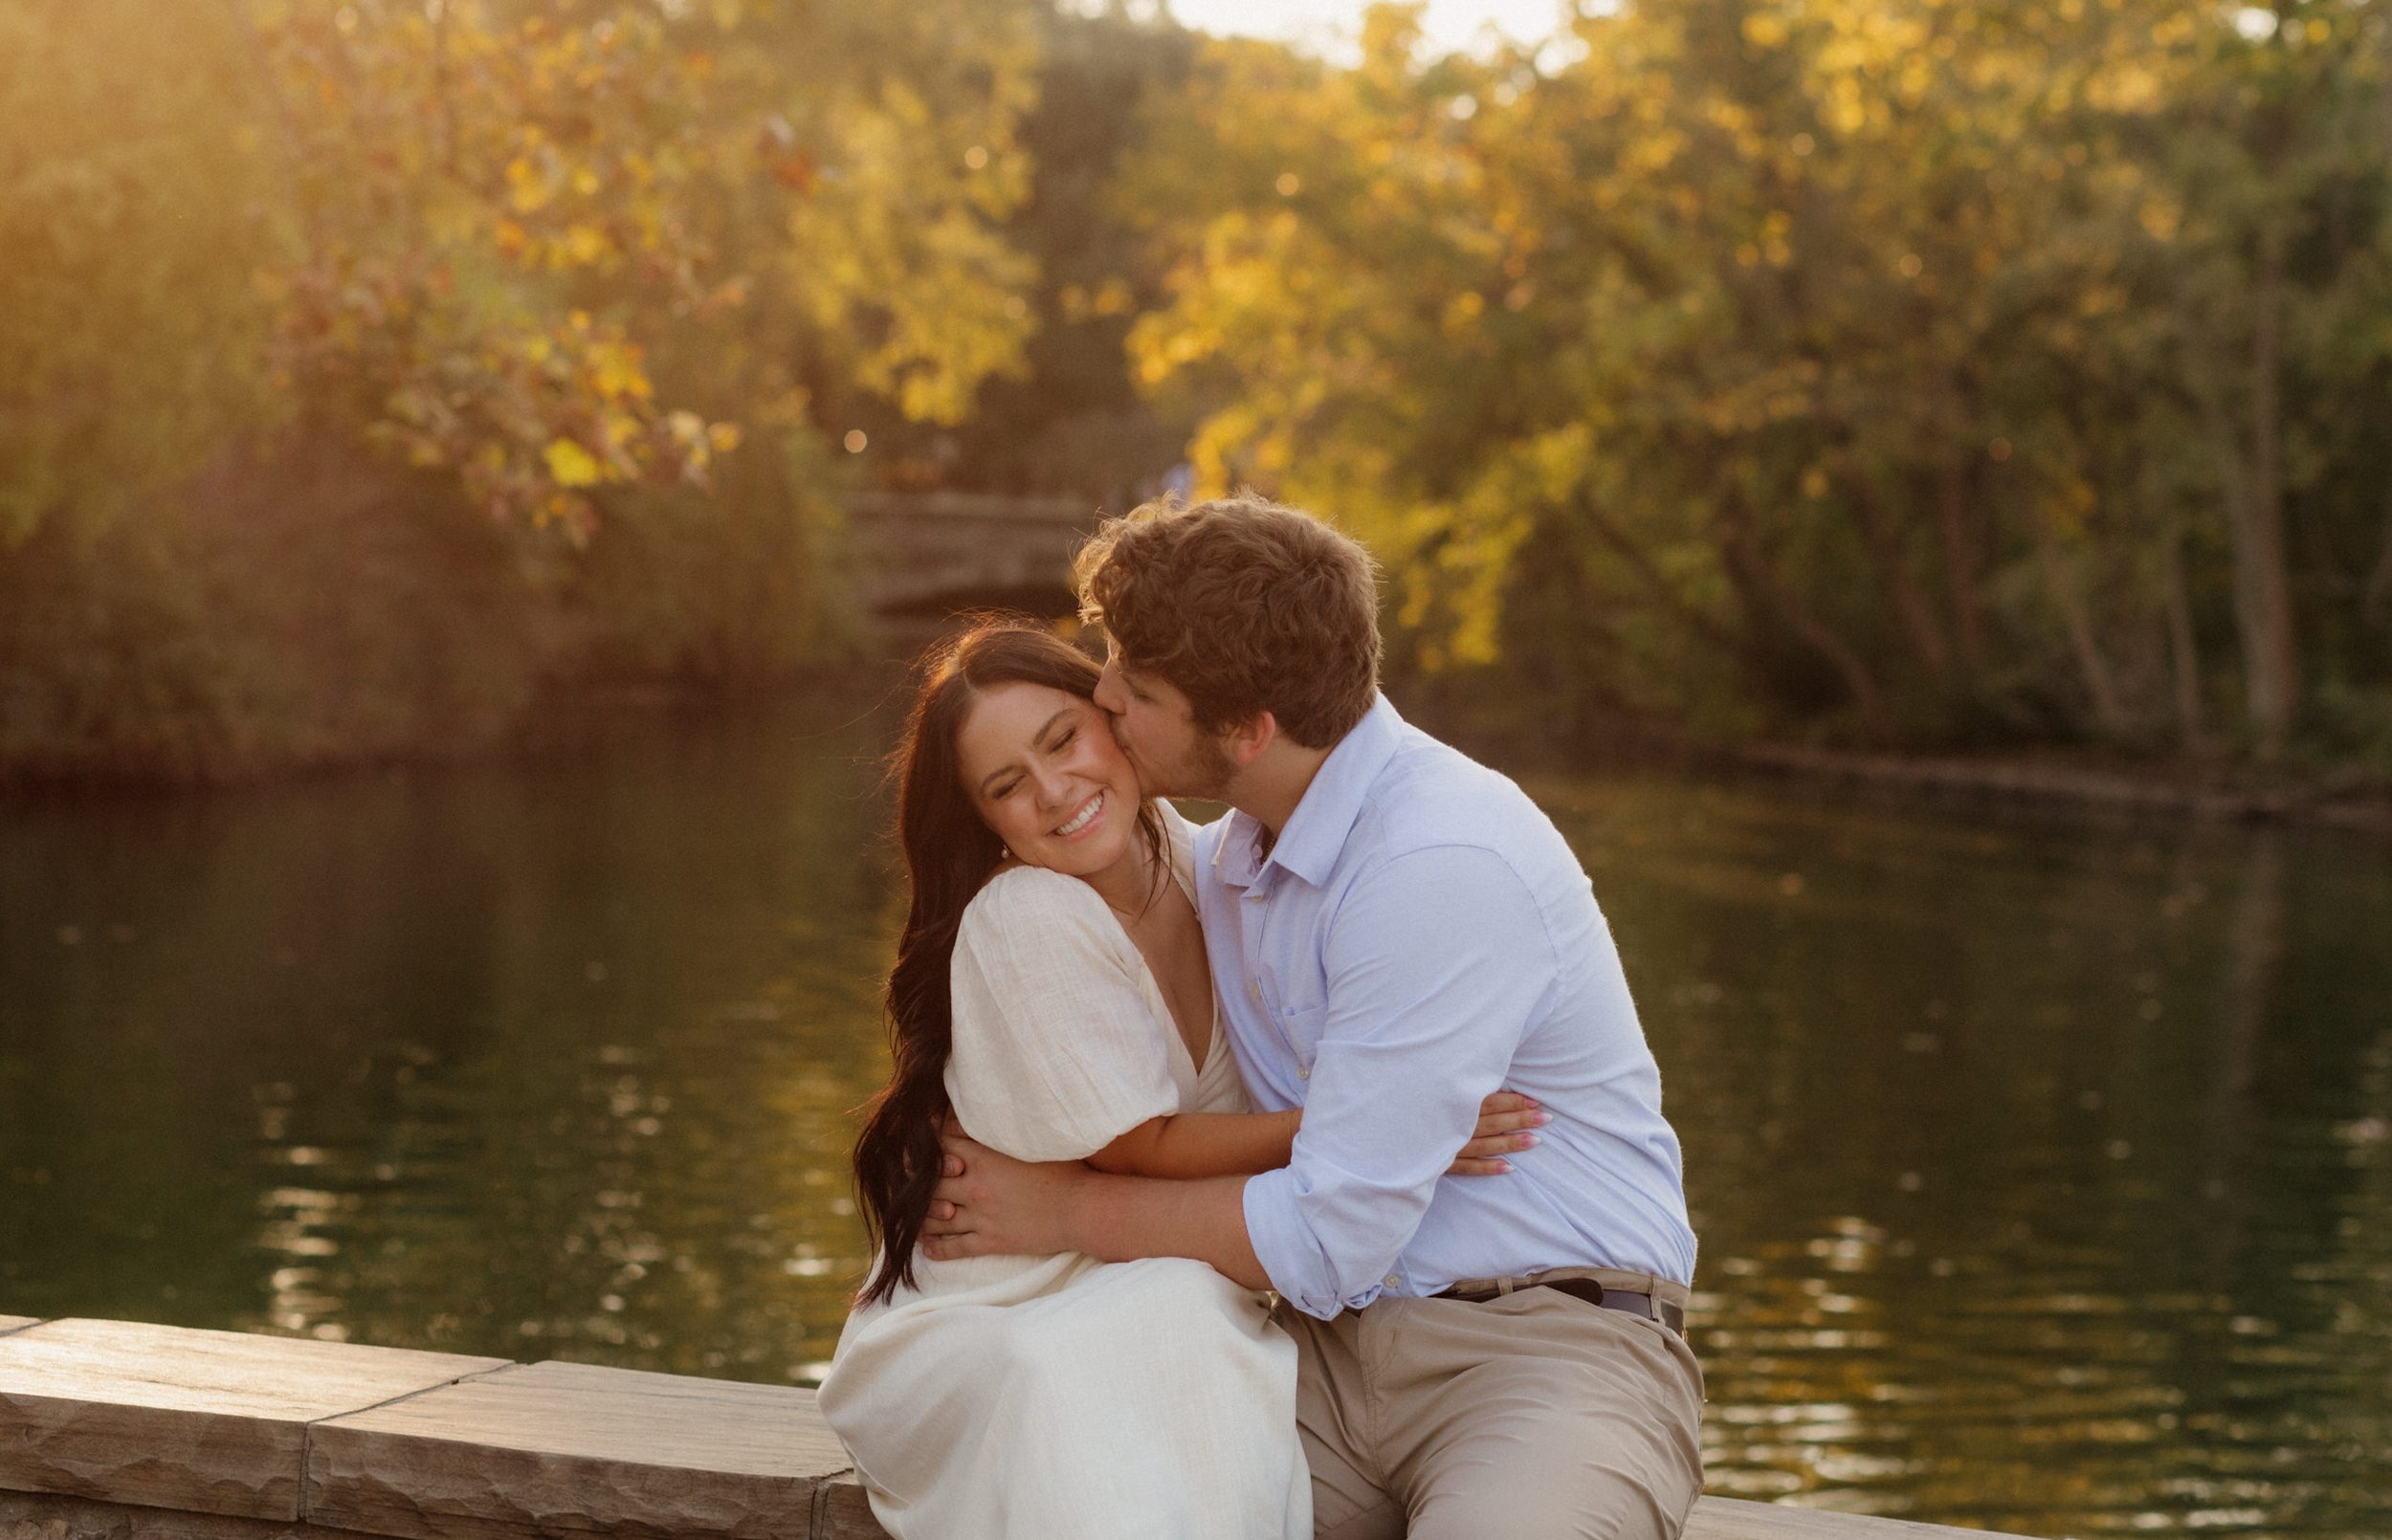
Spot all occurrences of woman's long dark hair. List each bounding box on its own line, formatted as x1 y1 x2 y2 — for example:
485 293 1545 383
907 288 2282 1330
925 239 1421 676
853 616 1165 1305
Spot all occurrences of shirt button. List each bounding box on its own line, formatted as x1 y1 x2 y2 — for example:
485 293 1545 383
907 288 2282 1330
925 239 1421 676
1247 980 1261 1001
1296 1065 1310 1080
1384 1274 1401 1289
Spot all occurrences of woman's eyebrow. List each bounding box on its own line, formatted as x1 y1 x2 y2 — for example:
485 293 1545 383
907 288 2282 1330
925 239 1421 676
976 708 1078 797
1030 706 1075 748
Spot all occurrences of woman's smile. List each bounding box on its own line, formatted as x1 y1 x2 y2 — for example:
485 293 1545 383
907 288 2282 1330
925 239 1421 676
1052 790 1105 840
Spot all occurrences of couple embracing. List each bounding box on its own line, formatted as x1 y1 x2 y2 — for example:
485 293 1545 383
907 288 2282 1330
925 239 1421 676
818 496 1704 1540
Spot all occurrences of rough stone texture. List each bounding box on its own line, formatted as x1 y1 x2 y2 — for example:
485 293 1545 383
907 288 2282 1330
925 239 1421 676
0 1320 507 1524
805 1477 883 1540
0 1488 359 1540
305 1360 852 1540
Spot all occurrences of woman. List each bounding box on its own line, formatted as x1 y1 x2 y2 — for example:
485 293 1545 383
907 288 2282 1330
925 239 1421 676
818 619 1540 1540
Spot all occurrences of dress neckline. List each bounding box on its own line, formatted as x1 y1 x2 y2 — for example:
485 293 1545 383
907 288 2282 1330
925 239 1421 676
1140 803 1218 1077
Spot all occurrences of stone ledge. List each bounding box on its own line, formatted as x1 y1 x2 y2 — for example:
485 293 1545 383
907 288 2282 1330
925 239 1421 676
305 1359 853 1540
0 1320 37 1338
0 1319 505 1523
0 1315 2039 1540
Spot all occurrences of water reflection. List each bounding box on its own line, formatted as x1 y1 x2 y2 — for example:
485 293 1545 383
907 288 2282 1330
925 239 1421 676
4 705 2390 1535
1537 779 2392 1537
0 703 899 1379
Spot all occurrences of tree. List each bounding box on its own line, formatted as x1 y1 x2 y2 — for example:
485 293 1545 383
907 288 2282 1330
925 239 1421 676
1120 0 2392 763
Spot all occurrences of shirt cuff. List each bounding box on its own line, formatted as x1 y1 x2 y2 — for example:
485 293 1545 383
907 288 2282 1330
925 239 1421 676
1243 1168 1384 1321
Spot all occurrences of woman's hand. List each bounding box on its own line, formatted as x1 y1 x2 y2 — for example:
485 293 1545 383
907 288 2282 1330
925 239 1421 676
1448 1091 1546 1177
920 1125 1089 1261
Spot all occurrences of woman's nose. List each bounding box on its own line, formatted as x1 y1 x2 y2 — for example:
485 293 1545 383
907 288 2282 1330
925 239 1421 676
1029 764 1073 808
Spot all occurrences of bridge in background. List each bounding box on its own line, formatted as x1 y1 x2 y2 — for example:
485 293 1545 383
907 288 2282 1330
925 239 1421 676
846 491 1110 624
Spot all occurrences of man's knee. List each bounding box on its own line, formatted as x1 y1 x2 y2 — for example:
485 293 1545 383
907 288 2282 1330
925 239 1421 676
1406 1459 1698 1540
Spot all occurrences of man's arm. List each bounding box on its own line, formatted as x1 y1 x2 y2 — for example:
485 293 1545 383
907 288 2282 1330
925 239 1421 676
921 849 1552 1307
924 1089 1549 1265
1085 1093 1545 1180
1244 845 1554 1316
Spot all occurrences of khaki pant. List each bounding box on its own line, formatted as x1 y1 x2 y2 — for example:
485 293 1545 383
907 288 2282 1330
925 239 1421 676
1277 1283 1705 1540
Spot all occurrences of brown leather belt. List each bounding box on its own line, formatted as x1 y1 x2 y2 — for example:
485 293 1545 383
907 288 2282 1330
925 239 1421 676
1435 1276 1687 1336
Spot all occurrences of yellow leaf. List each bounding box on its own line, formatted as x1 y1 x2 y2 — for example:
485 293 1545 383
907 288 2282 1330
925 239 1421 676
1741 12 1788 47
544 438 605 488
562 224 610 265
507 157 551 214
589 341 652 401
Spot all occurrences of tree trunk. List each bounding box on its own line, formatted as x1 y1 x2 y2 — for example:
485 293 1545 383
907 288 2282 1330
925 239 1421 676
2229 223 2301 757
1935 457 1987 676
1716 497 1891 736
2363 482 2392 627
1848 469 1951 675
2159 517 2209 755
2039 539 2131 737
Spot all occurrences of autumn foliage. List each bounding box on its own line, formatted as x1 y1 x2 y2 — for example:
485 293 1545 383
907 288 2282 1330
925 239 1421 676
1125 0 2392 763
2 0 2388 779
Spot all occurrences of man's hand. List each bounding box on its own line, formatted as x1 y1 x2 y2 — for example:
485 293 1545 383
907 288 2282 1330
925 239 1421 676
920 1126 1092 1262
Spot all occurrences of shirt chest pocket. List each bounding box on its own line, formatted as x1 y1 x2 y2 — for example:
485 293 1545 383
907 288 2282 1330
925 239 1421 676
1278 1001 1330 1082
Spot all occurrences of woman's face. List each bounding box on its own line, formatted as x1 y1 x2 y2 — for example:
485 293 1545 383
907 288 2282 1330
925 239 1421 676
955 680 1143 881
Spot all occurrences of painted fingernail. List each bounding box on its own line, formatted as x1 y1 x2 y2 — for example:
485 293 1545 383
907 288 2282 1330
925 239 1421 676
1493 1160 1511 1174
1532 1111 1551 1126
1517 1133 1539 1148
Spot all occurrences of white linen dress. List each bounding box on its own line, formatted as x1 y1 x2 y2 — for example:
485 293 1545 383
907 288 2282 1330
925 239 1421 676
818 810 1310 1540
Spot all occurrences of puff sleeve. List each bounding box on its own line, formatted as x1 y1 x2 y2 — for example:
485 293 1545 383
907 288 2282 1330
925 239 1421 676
941 867 1182 1162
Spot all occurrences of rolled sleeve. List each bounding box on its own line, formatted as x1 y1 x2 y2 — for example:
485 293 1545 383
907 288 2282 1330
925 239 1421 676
1243 845 1558 1317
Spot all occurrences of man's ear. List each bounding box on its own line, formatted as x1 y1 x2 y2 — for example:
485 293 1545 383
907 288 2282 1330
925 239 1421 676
1220 710 1279 769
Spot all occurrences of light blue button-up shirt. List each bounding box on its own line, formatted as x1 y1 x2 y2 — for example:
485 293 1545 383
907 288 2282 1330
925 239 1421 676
1196 695 1696 1320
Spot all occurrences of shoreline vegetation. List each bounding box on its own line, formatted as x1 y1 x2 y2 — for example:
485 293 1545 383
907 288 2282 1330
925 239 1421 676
9 660 2385 847
5 2 2388 797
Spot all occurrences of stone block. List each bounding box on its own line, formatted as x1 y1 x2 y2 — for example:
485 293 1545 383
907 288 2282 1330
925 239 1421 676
0 1319 37 1338
0 1319 507 1523
305 1359 853 1540
806 1476 884 1540
0 1487 356 1539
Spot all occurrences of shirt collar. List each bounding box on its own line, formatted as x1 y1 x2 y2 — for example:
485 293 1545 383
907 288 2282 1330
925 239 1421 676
1214 694 1404 892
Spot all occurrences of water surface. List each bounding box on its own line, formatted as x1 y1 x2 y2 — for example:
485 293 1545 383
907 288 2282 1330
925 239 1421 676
4 697 2388 1537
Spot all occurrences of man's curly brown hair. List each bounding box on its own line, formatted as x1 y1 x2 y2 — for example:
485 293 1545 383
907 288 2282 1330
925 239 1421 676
1074 494 1382 750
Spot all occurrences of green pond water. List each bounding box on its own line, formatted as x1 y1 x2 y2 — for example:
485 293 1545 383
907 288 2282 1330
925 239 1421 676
5 694 2390 1537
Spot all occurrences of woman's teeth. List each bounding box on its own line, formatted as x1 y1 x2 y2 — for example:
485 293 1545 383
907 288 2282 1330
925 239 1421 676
1053 792 1103 838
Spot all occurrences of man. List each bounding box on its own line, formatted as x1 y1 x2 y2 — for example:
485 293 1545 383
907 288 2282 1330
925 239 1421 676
922 495 1703 1539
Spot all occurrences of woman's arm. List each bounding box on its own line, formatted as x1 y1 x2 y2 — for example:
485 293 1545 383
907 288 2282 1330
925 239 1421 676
1085 1092 1546 1180
1085 1110 1302 1178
